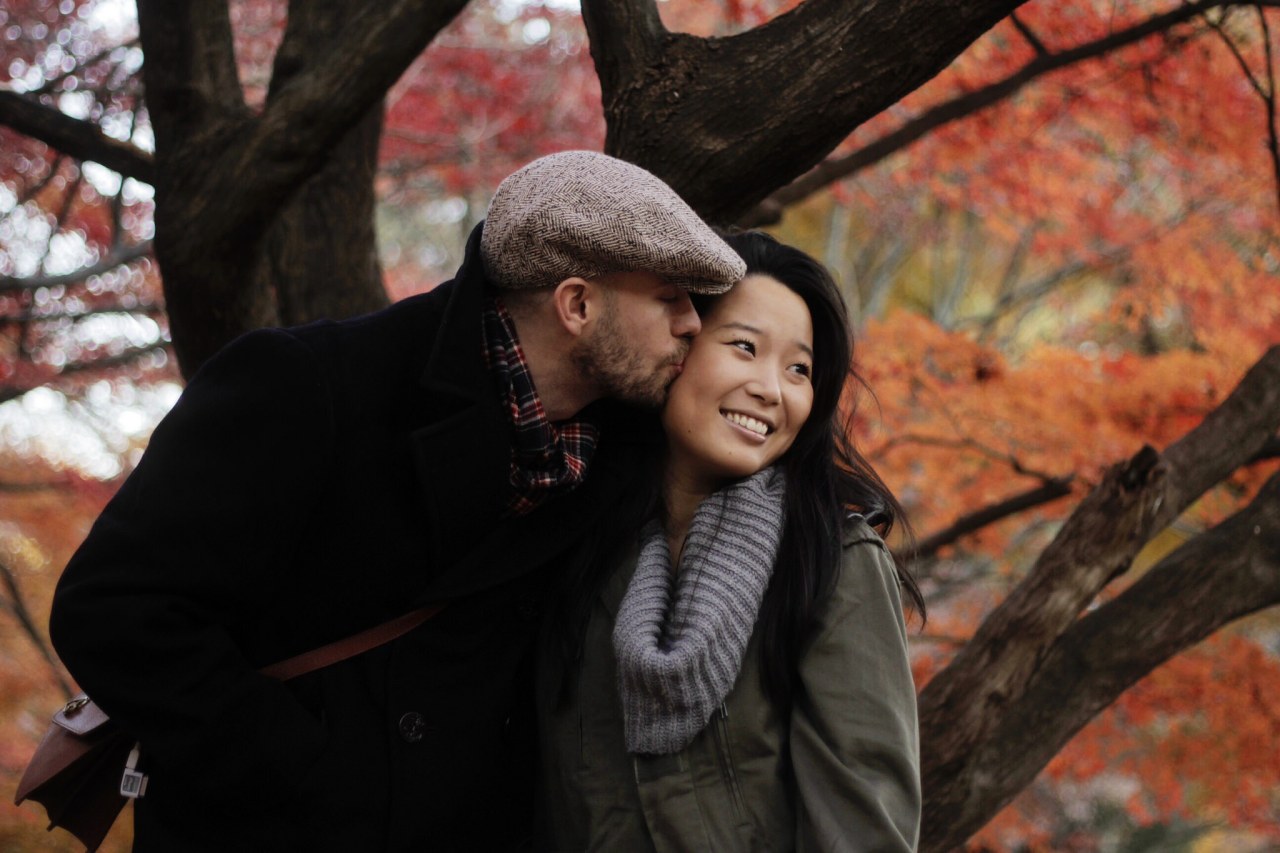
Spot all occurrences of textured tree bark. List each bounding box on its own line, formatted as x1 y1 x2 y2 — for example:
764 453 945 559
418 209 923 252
135 0 469 376
259 4 388 327
920 471 1280 852
916 345 1280 852
736 0 1280 226
583 0 1028 223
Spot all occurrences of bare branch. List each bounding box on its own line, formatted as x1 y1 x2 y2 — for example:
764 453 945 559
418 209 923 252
584 0 1032 222
908 477 1075 560
1 301 165 324
1009 10 1050 56
0 240 153 294
58 342 170 376
0 559 75 697
920 470 1280 852
27 38 141 98
16 153 65 205
0 91 155 184
919 344 1280 849
876 431 1067 484
741 0 1280 225
1256 6 1280 213
141 0 471 246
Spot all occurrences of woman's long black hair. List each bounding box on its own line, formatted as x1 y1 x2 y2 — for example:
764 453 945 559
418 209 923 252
719 230 925 709
549 231 924 709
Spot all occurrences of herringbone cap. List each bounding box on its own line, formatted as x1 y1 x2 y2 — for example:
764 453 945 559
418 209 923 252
480 151 744 294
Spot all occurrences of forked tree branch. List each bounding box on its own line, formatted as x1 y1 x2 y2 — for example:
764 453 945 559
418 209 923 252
918 344 1280 849
740 0 1280 225
138 0 472 247
920 469 1280 851
584 0 1032 221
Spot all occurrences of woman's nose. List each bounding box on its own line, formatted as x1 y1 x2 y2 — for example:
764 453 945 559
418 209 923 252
746 373 782 405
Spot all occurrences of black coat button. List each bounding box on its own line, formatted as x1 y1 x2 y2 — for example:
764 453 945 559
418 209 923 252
398 711 427 743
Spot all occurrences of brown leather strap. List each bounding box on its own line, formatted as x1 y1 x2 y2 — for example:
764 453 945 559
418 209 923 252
258 605 444 682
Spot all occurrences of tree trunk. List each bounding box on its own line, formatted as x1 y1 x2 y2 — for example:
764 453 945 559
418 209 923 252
583 0 1027 223
136 0 470 377
260 3 388 326
917 344 1280 851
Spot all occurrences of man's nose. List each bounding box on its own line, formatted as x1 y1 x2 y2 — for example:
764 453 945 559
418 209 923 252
671 293 701 338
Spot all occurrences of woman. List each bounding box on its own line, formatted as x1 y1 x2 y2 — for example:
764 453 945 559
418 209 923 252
536 231 924 852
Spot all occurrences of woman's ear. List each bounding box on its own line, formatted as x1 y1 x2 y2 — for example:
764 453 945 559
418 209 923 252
552 277 594 337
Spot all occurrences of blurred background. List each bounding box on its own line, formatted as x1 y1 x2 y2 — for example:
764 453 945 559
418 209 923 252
1 0 1278 849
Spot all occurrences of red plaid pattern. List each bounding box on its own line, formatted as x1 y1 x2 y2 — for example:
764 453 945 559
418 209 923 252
483 297 599 516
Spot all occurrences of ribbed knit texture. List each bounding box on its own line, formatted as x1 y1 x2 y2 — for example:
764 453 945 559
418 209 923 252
613 467 787 754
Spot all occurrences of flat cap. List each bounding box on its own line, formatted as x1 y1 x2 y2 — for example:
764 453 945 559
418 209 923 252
480 151 744 295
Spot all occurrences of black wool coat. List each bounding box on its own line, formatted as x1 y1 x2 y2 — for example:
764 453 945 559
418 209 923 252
49 225 655 851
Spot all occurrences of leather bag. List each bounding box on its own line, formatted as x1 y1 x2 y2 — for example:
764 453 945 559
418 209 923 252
14 605 441 851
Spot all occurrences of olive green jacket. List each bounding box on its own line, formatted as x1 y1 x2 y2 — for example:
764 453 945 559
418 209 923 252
535 518 921 852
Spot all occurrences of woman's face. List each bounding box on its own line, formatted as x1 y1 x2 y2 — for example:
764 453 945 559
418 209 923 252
662 273 815 491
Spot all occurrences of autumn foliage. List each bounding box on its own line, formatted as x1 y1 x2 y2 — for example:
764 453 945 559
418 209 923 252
1 0 1279 849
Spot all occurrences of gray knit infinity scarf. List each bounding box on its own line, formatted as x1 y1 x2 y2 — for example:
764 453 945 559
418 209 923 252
613 467 787 754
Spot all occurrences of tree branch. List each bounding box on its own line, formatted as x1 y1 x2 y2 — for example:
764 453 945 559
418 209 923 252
741 0 1280 225
0 91 155 184
908 477 1074 561
585 0 1032 221
143 0 471 247
0 241 153 294
918 344 1280 847
580 0 666 108
58 342 170 376
920 469 1280 852
1009 10 1049 56
0 559 75 698
1249 434 1280 463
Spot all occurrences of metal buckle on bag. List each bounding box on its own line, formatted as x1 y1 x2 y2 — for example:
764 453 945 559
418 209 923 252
120 742 149 799
63 696 90 714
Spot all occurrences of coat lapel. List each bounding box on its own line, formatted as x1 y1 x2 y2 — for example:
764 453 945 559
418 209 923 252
410 223 511 569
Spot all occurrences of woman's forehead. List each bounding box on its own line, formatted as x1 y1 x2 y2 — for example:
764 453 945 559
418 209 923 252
706 274 813 347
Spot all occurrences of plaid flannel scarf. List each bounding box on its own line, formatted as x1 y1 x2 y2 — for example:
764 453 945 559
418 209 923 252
483 297 599 516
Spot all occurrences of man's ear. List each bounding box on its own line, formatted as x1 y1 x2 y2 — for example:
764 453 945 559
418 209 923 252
551 277 595 337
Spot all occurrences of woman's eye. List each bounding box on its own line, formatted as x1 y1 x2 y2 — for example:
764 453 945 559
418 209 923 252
729 339 756 355
789 362 812 378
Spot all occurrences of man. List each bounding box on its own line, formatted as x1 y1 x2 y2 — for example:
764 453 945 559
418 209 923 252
49 151 744 850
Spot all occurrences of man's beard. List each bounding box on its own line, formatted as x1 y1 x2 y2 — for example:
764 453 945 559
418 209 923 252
572 307 686 409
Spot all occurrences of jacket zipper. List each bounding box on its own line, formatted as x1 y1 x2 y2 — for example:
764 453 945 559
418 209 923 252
713 703 748 819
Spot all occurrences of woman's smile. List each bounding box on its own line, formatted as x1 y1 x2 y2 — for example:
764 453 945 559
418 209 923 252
662 273 815 493
721 409 772 440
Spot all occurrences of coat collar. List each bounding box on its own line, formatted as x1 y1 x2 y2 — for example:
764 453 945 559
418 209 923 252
410 222 510 569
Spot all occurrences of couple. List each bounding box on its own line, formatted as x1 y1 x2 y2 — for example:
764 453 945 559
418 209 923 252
49 151 922 851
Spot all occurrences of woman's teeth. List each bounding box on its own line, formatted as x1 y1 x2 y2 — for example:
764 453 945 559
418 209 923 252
723 411 769 436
